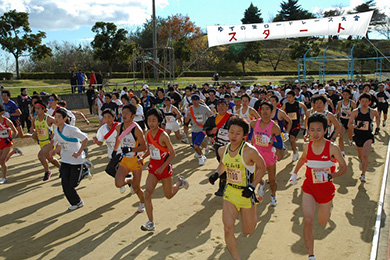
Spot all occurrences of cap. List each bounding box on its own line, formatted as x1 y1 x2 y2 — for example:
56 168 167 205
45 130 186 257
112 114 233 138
143 84 149 89
295 80 299 83
224 93 232 99
245 89 252 95
319 89 326 95
250 85 254 90
256 83 261 86
163 97 171 101
202 83 209 86
216 98 228 105
191 94 200 100
329 86 336 91
231 81 236 85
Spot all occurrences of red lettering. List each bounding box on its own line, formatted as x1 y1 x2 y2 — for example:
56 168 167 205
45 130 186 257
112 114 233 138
229 32 237 42
337 23 345 33
263 29 270 39
300 29 308 32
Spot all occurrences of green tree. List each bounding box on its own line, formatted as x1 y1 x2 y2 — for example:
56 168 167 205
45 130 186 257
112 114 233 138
273 0 315 22
345 39 376 75
288 38 320 60
350 0 386 38
0 10 52 79
91 22 129 74
173 37 192 73
224 3 263 75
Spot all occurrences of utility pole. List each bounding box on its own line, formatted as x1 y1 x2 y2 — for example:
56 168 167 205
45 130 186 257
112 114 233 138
152 0 158 80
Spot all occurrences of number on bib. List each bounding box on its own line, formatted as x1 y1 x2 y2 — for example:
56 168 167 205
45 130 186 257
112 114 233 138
150 146 161 160
226 168 243 184
288 112 297 120
312 167 331 184
255 134 270 147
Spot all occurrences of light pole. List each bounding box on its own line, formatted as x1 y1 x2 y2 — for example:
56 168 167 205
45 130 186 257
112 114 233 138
152 0 158 80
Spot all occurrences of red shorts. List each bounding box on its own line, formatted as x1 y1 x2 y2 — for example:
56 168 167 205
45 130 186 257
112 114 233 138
148 163 173 181
302 180 335 204
0 138 12 150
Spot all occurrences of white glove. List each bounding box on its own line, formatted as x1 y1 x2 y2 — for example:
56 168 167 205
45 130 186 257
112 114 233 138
3 112 10 118
283 132 289 142
314 171 330 182
289 173 298 185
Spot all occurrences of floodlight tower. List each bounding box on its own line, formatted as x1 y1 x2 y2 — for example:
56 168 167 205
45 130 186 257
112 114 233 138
152 0 158 80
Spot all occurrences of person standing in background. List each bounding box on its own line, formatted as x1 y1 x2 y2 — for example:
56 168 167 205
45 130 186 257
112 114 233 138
83 72 88 93
86 85 95 115
76 70 84 94
16 88 32 134
89 70 96 88
70 71 77 94
96 71 103 91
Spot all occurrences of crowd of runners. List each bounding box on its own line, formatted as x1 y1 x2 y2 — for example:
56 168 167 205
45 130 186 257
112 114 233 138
1 78 389 260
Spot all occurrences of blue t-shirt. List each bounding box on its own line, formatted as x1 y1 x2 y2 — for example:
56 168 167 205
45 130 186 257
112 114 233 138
3 100 19 121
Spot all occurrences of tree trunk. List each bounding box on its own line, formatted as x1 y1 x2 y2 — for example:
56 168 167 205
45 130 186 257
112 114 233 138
241 61 246 76
15 55 20 79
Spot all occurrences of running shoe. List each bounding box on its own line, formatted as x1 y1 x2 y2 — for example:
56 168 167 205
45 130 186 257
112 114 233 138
84 159 94 171
360 174 366 183
257 182 265 197
383 121 386 127
141 221 155 231
43 171 51 181
205 146 210 156
292 147 299 162
178 175 189 189
341 151 345 158
194 152 200 159
270 195 277 206
120 185 127 194
137 203 145 213
128 184 135 196
14 148 23 155
68 200 84 211
85 170 93 180
308 256 316 260
0 177 7 184
199 155 207 166
181 137 189 144
349 139 353 146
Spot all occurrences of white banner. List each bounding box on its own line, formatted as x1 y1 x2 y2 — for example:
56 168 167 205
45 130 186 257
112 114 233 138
207 11 373 47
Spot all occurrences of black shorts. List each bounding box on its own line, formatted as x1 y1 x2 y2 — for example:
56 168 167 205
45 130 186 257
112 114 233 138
340 118 349 130
11 119 20 128
378 103 389 114
353 133 374 147
289 124 300 137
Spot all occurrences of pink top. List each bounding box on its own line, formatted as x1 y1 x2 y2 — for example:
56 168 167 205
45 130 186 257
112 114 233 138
253 119 275 154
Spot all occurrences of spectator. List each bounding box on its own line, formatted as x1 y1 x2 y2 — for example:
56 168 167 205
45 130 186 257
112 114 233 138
96 71 103 90
76 70 84 94
83 72 88 93
89 70 96 88
121 87 128 97
70 71 77 93
16 88 32 133
101 93 119 121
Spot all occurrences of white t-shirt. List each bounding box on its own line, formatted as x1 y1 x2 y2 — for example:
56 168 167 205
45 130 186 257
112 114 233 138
96 123 120 158
54 124 87 165
249 97 258 108
134 105 144 122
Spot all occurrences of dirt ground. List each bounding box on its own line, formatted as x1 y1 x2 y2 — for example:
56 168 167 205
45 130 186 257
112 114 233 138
0 113 388 260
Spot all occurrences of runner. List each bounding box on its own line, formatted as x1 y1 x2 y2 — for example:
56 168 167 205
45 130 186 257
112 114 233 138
47 94 60 117
282 91 307 162
348 93 380 182
93 108 120 159
140 108 189 231
49 108 89 210
112 104 147 213
214 117 266 260
204 98 234 196
239 94 260 141
162 97 188 143
337 89 356 154
376 83 390 127
130 96 145 131
289 112 347 260
94 89 106 125
184 94 212 166
0 104 18 184
270 95 292 142
181 86 193 140
31 100 60 181
251 101 284 206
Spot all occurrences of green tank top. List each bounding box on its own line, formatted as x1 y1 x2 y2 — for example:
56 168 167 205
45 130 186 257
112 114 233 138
35 114 51 145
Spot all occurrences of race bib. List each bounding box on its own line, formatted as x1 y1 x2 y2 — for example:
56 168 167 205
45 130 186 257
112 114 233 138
357 120 369 131
38 128 46 137
255 134 270 147
227 168 243 184
218 128 228 139
0 129 8 138
341 110 351 118
150 146 161 160
378 97 385 103
106 141 115 152
195 114 203 123
312 167 331 184
166 116 175 122
122 137 136 148
61 142 70 151
288 112 297 120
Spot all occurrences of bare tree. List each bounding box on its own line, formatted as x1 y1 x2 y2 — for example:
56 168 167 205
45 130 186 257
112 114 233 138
375 17 390 39
262 40 289 71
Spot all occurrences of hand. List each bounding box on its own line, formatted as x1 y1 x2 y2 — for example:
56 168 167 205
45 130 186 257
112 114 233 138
209 172 219 185
304 134 310 142
92 137 98 144
242 184 256 198
72 151 82 158
289 173 298 185
122 147 131 154
154 166 164 175
314 171 332 182
111 150 117 158
85 120 90 125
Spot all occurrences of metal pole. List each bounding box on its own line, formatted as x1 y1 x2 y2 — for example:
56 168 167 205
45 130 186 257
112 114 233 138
152 0 158 80
303 47 311 83
350 44 355 81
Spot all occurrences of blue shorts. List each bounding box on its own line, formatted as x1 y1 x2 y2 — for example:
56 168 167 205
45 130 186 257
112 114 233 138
192 131 206 146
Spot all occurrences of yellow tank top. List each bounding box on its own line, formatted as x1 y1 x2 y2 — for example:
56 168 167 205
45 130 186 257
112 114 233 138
35 114 51 146
222 141 255 187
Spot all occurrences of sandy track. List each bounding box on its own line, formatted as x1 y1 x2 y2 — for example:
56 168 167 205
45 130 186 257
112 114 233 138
0 127 388 259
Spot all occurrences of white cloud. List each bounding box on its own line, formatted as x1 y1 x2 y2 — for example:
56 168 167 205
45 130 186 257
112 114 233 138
0 0 170 31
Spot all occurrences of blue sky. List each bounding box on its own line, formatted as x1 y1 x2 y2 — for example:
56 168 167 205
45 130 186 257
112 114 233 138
0 0 389 46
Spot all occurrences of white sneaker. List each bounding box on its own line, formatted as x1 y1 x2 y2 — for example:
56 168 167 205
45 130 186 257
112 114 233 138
199 155 207 166
349 139 353 146
137 203 145 213
257 182 265 197
178 175 189 189
141 220 155 231
292 151 299 162
360 174 366 183
341 151 345 157
181 137 189 144
308 256 316 260
383 121 386 127
205 146 210 156
68 200 84 211
0 177 7 184
270 195 277 206
120 185 127 194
